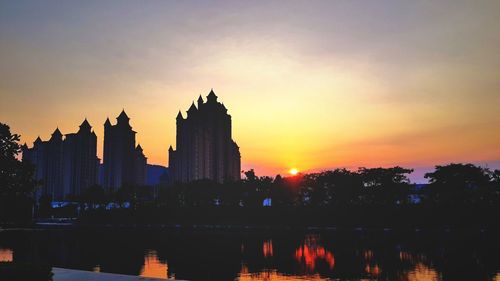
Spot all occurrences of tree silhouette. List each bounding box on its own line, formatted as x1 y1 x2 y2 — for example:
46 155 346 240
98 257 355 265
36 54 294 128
425 163 496 205
80 185 107 208
0 122 39 222
358 167 413 205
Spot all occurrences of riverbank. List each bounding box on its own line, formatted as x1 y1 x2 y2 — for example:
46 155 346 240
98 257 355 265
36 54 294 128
77 205 500 229
2 205 500 232
1 221 499 236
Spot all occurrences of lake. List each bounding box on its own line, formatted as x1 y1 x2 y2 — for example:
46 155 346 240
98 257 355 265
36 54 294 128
0 227 499 280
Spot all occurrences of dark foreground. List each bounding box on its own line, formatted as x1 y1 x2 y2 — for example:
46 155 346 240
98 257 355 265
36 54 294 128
77 206 500 229
1 227 500 281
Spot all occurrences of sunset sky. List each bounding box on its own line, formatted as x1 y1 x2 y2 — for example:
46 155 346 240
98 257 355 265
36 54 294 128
1 0 499 182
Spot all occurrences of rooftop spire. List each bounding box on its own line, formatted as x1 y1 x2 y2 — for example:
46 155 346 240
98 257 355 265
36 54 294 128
188 101 197 113
52 127 62 136
117 109 129 119
80 118 91 130
176 110 183 120
197 95 204 107
207 88 218 102
104 117 111 127
51 127 62 140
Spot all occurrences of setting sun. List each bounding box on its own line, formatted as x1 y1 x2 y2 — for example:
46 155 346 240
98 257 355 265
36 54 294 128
289 168 299 176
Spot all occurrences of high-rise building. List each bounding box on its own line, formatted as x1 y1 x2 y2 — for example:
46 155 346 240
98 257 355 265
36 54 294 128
62 119 99 197
22 120 99 200
103 110 147 191
168 90 241 183
134 144 148 187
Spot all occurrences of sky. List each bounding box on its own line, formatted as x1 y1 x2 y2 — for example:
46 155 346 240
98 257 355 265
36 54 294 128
1 0 499 182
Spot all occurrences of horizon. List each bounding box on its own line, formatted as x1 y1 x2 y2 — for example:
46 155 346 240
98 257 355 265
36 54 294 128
1 1 500 183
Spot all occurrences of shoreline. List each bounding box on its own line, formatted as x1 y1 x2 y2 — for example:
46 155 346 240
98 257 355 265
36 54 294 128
1 221 499 233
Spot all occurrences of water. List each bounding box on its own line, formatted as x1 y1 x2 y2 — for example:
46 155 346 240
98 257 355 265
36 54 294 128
0 228 499 280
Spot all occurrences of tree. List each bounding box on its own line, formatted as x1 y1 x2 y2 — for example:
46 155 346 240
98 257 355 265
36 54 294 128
358 167 413 205
241 169 273 207
321 169 364 206
270 174 300 206
425 163 493 205
80 185 107 208
0 122 39 222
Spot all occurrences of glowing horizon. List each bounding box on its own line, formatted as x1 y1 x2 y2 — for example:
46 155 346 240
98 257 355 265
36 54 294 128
1 1 499 181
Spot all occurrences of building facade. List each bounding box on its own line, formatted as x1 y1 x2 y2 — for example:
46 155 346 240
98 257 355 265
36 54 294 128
22 120 99 200
62 119 99 197
103 110 147 191
168 90 241 183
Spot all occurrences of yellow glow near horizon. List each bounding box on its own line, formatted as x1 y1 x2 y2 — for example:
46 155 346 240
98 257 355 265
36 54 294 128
1 1 500 182
289 168 299 176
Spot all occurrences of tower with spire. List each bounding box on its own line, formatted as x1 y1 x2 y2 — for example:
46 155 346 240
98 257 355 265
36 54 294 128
168 89 241 183
103 110 147 191
62 118 99 197
22 120 99 200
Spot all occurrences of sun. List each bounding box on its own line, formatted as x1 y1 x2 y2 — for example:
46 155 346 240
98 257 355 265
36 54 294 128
289 168 299 176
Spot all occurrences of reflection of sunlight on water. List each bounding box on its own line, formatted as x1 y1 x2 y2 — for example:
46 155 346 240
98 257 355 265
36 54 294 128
399 251 428 263
364 264 381 276
263 239 273 257
362 249 380 277
404 263 440 281
140 250 168 280
92 265 100 272
0 248 13 262
237 264 329 281
294 235 334 271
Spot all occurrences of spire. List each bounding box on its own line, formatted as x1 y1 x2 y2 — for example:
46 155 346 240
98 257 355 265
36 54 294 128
50 127 62 141
52 127 62 137
117 109 129 122
197 95 204 107
34 136 42 144
187 102 197 114
136 144 143 151
104 117 111 127
80 118 91 130
21 142 28 149
176 110 183 120
207 88 218 102
168 145 173 152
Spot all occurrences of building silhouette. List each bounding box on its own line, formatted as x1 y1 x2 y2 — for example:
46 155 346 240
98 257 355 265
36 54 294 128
22 120 99 200
134 144 148 186
62 119 99 197
168 90 241 183
103 110 147 191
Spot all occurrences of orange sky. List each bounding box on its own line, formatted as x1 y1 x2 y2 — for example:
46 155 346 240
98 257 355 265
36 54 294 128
1 1 499 180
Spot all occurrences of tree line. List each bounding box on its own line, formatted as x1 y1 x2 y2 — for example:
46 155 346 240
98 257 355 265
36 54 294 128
1 122 499 223
155 165 500 208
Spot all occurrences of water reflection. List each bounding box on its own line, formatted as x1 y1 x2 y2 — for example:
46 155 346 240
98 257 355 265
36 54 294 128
294 235 334 271
140 250 168 279
403 263 440 281
0 229 499 280
0 248 13 262
263 240 273 258
238 264 328 281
